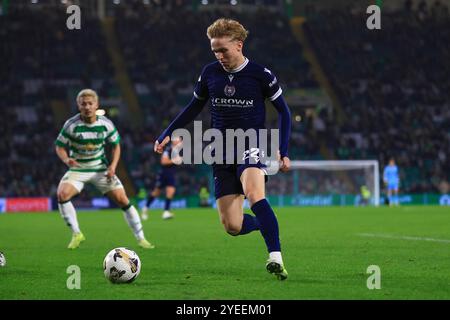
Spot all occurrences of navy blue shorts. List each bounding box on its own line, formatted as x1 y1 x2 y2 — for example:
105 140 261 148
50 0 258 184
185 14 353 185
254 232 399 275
213 163 268 200
155 172 175 188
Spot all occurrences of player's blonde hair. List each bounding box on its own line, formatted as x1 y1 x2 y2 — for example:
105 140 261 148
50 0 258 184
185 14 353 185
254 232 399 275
77 89 98 102
206 18 249 42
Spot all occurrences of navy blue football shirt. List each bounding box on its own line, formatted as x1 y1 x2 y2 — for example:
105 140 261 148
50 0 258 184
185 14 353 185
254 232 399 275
194 58 282 131
157 57 290 158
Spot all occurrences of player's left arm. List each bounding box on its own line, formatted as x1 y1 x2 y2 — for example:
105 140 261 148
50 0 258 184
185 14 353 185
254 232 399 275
107 143 120 179
105 122 121 179
262 67 291 172
271 95 292 172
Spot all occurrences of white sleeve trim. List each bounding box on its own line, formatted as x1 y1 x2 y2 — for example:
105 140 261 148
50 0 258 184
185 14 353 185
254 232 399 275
269 88 282 101
193 91 206 100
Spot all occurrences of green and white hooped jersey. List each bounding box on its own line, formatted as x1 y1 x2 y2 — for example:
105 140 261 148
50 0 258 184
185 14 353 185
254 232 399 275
55 114 121 172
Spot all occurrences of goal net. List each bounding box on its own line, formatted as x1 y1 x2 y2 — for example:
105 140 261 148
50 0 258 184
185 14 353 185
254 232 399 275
267 160 380 206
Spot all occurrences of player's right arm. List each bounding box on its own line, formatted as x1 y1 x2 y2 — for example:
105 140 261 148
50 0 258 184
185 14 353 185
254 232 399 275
154 97 207 153
55 145 80 168
154 96 206 153
55 120 80 168
154 68 209 154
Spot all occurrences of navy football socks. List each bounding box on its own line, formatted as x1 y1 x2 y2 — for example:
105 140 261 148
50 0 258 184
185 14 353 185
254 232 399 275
251 199 281 252
164 198 172 211
238 213 261 235
146 196 155 208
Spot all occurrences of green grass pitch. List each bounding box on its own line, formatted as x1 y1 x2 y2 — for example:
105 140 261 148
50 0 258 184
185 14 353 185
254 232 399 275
1 206 449 299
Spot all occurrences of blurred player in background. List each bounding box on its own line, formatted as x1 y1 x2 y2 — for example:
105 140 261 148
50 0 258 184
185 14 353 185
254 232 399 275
55 89 154 249
154 19 291 280
359 185 371 206
383 158 400 206
141 137 182 220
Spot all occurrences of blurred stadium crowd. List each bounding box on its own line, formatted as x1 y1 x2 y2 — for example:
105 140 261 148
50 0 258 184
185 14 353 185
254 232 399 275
0 0 448 198
303 0 450 194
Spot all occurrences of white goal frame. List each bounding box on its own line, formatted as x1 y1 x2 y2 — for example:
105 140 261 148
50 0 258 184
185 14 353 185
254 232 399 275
290 160 380 206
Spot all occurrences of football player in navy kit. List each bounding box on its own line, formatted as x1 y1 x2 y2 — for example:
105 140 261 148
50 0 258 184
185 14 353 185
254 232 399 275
154 18 291 280
142 137 182 220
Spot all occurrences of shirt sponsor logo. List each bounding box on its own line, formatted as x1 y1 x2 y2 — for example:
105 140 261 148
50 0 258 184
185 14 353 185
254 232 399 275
85 143 98 151
211 97 254 108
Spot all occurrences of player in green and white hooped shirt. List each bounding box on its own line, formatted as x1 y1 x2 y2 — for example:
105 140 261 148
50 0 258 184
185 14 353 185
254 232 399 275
55 89 154 249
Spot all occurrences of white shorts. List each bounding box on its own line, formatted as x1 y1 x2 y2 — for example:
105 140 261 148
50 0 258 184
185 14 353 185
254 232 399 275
59 170 124 195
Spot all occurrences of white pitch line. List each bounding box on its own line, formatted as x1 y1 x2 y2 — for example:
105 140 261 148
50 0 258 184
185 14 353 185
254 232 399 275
357 233 450 244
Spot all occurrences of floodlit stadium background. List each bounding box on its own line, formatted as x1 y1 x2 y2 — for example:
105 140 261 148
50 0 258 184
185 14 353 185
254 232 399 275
0 0 448 209
1 0 450 301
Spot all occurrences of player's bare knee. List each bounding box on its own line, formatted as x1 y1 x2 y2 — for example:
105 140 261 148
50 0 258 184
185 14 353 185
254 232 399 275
166 193 174 199
57 190 71 203
114 194 129 208
118 198 129 208
152 189 160 197
225 225 241 236
244 191 264 206
166 191 175 199
223 221 241 236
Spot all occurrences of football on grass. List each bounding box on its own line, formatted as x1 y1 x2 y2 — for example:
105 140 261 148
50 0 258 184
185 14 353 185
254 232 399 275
103 248 141 283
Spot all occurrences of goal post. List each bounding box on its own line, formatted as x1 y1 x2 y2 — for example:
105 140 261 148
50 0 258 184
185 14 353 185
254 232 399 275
288 160 380 206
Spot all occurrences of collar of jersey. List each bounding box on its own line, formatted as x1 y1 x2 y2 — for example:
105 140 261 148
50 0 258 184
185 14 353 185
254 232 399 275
81 115 99 124
225 57 249 73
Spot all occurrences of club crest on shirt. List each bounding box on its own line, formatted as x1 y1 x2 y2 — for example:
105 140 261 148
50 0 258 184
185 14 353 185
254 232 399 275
224 85 236 97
